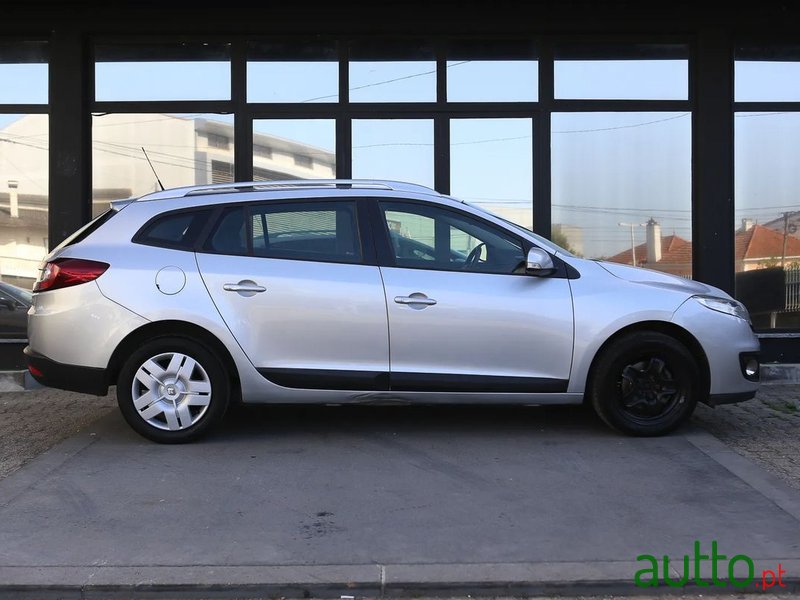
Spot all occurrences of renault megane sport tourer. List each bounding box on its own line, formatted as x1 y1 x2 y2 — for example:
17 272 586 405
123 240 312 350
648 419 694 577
25 180 760 443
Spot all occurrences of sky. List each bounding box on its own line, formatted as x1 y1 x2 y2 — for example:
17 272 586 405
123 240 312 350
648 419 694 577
1 57 799 259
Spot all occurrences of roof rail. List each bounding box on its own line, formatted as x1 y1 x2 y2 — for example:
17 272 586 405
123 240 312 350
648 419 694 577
137 179 440 201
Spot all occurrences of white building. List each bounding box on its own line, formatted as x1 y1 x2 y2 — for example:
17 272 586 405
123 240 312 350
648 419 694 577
0 114 336 286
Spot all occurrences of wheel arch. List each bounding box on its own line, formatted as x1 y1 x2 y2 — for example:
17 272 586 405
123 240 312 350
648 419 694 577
585 320 710 400
107 320 241 400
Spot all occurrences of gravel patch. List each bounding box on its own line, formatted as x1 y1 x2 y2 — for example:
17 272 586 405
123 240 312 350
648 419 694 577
0 387 115 479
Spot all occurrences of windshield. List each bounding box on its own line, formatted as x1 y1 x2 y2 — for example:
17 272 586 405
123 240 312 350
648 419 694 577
457 198 575 257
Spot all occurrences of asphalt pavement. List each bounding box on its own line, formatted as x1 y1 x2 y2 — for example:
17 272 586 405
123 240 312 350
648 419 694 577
0 397 799 598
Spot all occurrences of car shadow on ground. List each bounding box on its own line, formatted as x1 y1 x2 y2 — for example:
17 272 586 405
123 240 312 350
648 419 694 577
212 402 613 442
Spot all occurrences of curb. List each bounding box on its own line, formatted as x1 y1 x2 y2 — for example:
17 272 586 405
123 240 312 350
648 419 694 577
0 562 797 600
761 363 800 385
0 369 43 392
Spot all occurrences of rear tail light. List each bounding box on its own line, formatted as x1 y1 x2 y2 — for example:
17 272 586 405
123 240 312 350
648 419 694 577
33 258 110 292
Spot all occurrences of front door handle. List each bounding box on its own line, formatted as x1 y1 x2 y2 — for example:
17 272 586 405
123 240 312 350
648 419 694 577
223 280 266 296
394 293 437 307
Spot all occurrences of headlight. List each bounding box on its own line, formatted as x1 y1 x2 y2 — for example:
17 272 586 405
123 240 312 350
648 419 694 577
694 295 750 322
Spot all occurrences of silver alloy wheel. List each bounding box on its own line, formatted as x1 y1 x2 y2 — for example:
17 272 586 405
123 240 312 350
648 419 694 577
131 352 212 431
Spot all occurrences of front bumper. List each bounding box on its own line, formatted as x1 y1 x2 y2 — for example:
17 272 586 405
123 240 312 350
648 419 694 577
706 390 757 406
25 346 109 396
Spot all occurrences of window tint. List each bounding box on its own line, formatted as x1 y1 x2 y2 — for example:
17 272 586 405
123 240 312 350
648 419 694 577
205 207 247 255
251 201 361 263
137 210 211 250
381 202 525 274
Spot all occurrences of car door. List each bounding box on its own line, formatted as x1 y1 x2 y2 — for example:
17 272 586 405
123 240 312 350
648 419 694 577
196 198 390 390
374 199 574 392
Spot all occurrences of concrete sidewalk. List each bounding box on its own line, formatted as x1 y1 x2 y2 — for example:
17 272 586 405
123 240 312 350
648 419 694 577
0 404 799 598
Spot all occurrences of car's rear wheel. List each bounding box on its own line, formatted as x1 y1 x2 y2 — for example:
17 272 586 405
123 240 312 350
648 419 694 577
117 337 230 443
589 331 701 436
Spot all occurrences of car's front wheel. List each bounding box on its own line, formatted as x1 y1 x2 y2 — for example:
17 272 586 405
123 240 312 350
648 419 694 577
117 336 230 443
589 331 702 436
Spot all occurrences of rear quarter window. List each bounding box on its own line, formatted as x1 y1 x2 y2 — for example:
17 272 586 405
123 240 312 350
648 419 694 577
135 210 212 250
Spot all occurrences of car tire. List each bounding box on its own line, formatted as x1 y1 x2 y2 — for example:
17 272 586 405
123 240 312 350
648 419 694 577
589 331 701 436
117 336 230 443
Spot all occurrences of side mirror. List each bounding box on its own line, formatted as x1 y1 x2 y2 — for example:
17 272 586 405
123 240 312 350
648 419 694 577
526 247 556 277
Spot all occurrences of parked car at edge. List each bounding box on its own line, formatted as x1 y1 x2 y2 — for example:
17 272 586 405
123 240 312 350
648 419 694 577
25 180 760 443
0 281 32 339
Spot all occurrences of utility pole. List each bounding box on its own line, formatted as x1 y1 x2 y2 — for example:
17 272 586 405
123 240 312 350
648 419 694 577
618 222 647 267
781 211 793 268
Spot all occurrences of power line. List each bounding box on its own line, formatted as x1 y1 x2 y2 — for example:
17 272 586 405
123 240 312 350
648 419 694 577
301 60 471 103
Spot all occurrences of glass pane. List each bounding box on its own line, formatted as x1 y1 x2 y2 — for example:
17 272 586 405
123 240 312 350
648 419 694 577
248 62 338 102
551 112 692 275
352 119 434 187
735 112 800 330
252 120 336 180
91 113 234 216
0 42 48 104
0 114 49 288
735 62 800 102
448 61 537 102
555 60 688 100
251 201 361 263
95 43 230 101
381 202 524 274
349 62 436 102
450 118 533 228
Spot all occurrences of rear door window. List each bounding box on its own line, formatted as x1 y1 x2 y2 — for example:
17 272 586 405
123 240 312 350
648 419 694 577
250 201 362 263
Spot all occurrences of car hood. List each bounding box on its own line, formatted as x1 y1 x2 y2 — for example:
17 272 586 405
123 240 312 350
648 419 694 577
593 260 727 298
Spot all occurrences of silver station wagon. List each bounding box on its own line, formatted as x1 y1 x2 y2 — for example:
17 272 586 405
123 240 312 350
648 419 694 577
25 180 760 443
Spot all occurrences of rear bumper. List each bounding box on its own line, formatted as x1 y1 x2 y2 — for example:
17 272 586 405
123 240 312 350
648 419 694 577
24 346 109 396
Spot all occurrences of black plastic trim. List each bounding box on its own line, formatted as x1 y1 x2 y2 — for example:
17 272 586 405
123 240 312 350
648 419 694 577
705 391 757 406
258 367 568 393
391 372 569 393
24 346 109 396
258 368 390 390
738 351 760 382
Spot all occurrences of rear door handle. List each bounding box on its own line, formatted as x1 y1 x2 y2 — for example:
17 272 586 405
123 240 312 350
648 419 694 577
394 293 437 306
223 280 266 295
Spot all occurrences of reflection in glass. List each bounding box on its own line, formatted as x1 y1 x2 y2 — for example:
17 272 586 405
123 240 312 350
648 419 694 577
447 61 538 102
352 119 434 187
735 61 800 102
0 115 49 287
248 62 338 103
551 112 691 273
252 120 336 180
450 119 533 228
555 60 688 100
349 62 436 102
735 112 800 329
95 62 230 101
0 42 48 104
91 114 235 216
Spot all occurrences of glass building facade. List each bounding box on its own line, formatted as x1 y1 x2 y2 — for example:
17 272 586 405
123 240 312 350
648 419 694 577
1 1 799 359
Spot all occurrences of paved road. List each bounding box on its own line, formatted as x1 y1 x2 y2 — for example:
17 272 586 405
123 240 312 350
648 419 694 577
2 384 799 490
0 391 799 596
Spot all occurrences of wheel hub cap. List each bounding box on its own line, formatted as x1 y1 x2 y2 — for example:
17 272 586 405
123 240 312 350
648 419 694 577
131 352 212 431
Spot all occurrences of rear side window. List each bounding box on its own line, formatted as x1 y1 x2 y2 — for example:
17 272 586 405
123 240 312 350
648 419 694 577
136 210 212 250
251 201 361 263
